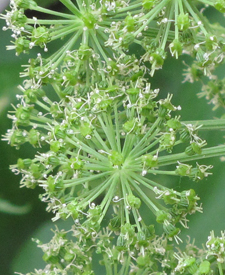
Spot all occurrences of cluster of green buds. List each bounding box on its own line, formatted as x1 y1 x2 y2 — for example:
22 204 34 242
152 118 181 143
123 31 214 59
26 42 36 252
1 0 225 79
6 74 225 243
206 231 225 264
2 0 225 274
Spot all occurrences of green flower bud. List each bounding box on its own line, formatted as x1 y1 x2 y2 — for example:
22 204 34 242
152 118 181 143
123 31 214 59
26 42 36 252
179 128 191 142
107 61 119 76
30 163 42 179
98 98 112 110
109 216 121 231
50 103 64 119
54 125 66 139
88 206 102 222
186 257 198 274
163 222 180 238
121 33 135 48
15 0 37 9
163 191 178 205
156 210 170 224
108 151 124 166
17 158 32 169
79 122 93 137
32 26 50 46
67 200 79 219
42 253 59 264
136 255 150 267
123 119 137 133
177 13 190 31
166 118 182 130
28 129 39 146
47 175 55 192
11 10 27 24
179 189 198 212
82 12 97 29
143 225 155 240
142 154 158 168
78 44 92 61
137 231 148 246
215 0 225 12
24 89 37 103
175 163 192 176
150 52 165 68
185 142 203 155
15 36 30 55
50 140 61 153
127 87 140 103
127 194 141 209
142 0 155 10
63 70 78 86
116 235 126 251
64 252 74 262
160 132 176 152
10 129 26 146
198 261 211 273
124 14 135 32
205 35 218 51
169 39 183 59
121 223 135 238
15 105 32 126
47 156 60 166
159 96 176 112
70 158 83 170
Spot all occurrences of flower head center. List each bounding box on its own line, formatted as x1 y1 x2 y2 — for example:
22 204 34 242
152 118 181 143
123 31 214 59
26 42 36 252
82 12 97 29
108 150 124 168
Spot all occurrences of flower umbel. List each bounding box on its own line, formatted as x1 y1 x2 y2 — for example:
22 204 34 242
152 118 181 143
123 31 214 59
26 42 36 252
6 74 225 242
2 0 225 274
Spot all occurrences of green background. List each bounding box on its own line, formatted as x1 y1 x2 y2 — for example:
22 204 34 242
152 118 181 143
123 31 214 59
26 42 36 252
0 3 225 274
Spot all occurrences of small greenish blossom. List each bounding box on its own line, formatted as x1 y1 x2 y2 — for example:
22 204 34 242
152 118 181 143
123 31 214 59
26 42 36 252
2 0 225 274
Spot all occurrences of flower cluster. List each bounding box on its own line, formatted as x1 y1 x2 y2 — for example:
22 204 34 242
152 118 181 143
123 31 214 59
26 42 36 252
2 0 225 79
15 227 225 275
2 0 225 274
6 73 225 242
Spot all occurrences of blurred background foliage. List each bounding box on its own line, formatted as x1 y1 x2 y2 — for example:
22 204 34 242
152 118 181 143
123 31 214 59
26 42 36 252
0 2 225 275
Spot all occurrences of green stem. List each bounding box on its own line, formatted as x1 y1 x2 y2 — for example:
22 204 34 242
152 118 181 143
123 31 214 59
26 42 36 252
130 179 159 214
114 103 122 153
98 114 117 151
145 169 176 176
160 1 174 50
104 254 113 275
158 145 225 166
50 25 81 40
122 134 137 158
182 0 208 35
121 175 131 224
99 175 119 223
129 171 168 191
130 117 161 157
27 19 74 25
90 30 109 62
66 136 109 162
60 0 82 17
182 119 225 130
34 6 76 19
116 2 143 13
64 171 111 187
134 0 171 36
82 176 113 206
218 262 223 275
131 132 160 159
